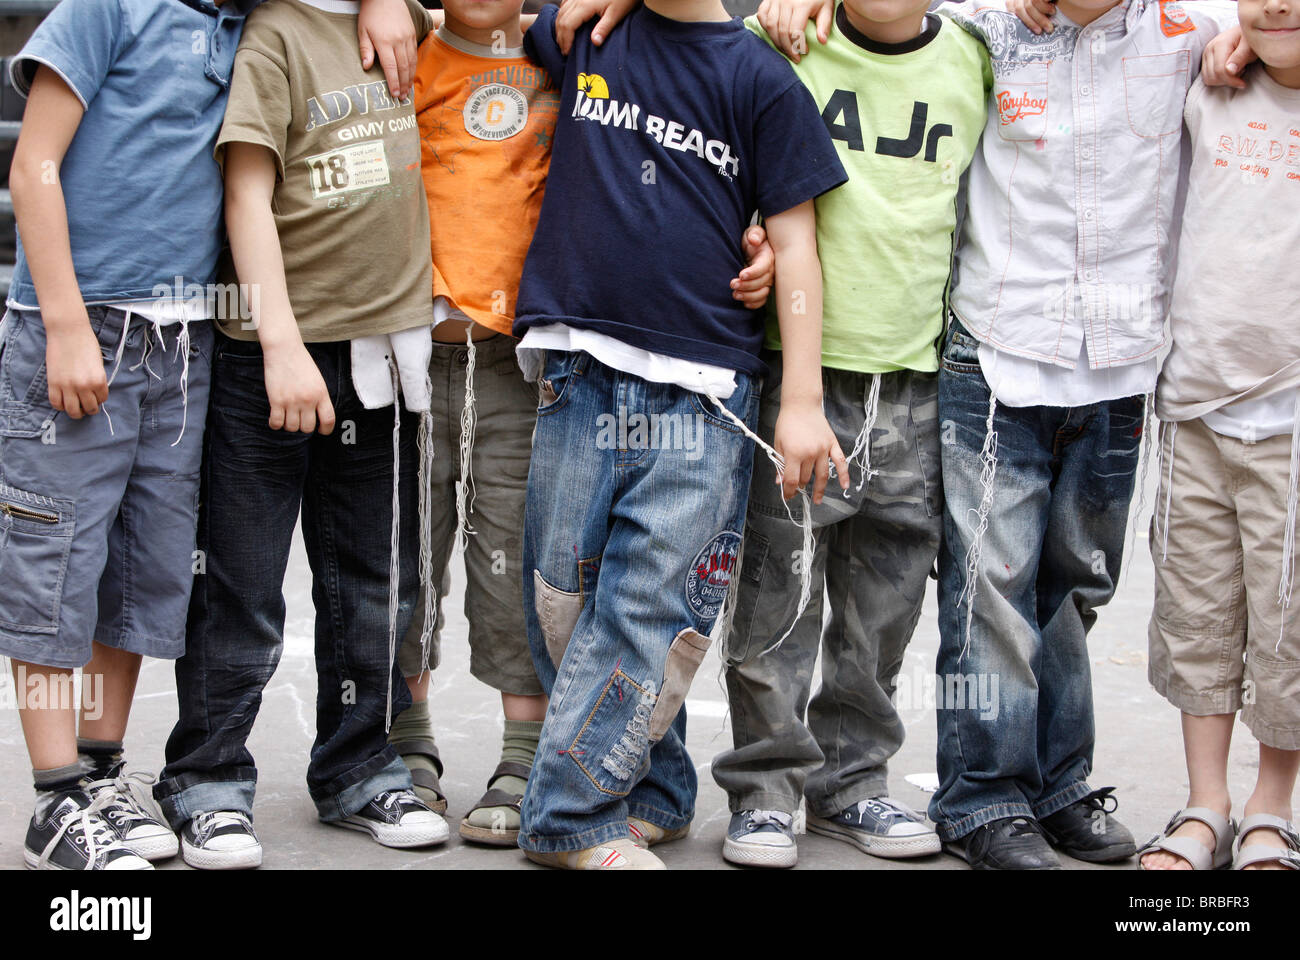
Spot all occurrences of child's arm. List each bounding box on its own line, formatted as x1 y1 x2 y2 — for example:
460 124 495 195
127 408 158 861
733 226 774 309
9 68 106 420
223 142 336 435
554 0 638 52
1203 25 1257 89
1008 0 1056 35
756 0 833 63
766 200 848 504
358 0 420 99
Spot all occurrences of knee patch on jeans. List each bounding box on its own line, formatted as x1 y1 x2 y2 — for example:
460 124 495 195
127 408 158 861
534 570 582 668
647 628 711 741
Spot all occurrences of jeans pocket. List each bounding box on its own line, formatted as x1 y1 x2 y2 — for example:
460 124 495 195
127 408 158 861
0 480 75 635
941 318 982 374
533 570 582 669
568 668 657 797
647 628 711 741
0 312 54 439
537 351 582 416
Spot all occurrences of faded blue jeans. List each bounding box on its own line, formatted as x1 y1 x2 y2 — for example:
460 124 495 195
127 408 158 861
930 320 1143 841
518 349 758 853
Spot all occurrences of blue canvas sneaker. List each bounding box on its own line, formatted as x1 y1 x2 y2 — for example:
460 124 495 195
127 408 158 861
722 809 797 869
807 797 941 859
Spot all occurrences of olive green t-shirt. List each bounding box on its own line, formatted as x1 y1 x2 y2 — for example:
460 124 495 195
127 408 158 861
216 0 433 342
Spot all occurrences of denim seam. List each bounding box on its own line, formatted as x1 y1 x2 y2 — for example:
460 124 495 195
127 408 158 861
934 800 1036 841
1031 779 1093 821
521 818 631 853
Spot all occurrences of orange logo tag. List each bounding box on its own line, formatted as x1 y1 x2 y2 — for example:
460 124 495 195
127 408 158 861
996 90 1047 125
1159 0 1196 38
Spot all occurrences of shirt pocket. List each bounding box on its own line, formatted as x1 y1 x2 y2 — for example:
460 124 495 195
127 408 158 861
994 63 1051 142
1122 51 1191 138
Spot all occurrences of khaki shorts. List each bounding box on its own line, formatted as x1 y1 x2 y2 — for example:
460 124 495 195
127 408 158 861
397 334 544 697
1149 415 1300 749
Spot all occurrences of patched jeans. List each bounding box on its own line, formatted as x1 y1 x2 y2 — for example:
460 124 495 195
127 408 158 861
156 333 414 827
930 320 1143 841
518 350 758 853
712 351 942 816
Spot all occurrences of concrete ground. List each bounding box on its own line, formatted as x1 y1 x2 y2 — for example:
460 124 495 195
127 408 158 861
0 478 1289 871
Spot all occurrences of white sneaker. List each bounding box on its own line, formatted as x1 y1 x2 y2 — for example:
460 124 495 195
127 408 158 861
181 810 263 870
723 810 797 868
328 789 449 848
84 772 179 862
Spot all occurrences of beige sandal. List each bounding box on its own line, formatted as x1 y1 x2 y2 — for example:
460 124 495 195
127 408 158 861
1136 807 1234 870
1231 814 1300 870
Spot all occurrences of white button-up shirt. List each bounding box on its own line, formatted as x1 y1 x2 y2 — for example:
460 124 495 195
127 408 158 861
943 0 1234 375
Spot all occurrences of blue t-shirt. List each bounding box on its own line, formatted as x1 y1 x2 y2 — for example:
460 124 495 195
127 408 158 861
514 5 847 376
8 0 260 308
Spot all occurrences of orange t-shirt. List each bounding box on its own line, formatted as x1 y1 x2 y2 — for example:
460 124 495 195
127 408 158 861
414 30 559 336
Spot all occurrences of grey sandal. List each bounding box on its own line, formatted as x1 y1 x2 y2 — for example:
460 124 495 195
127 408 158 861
389 737 447 814
1232 813 1300 870
1136 807 1235 870
457 761 530 847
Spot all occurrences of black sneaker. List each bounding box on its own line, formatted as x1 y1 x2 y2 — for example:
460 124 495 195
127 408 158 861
181 810 263 870
943 816 1061 870
84 772 179 862
326 789 449 848
1040 787 1137 863
24 789 153 871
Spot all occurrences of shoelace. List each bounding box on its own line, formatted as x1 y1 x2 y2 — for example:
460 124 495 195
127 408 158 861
1007 817 1047 839
854 797 923 823
192 810 255 842
1076 787 1120 816
747 810 792 830
38 792 124 870
84 772 164 829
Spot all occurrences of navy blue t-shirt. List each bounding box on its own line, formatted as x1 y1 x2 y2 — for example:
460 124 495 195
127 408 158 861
514 5 847 376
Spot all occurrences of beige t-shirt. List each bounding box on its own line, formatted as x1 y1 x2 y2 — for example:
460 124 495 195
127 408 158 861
216 0 433 342
1158 69 1300 422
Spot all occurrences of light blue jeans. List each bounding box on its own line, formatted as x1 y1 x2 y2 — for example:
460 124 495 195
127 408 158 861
518 349 758 853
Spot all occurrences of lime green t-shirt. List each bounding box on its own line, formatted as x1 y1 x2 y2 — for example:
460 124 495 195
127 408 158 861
747 6 991 373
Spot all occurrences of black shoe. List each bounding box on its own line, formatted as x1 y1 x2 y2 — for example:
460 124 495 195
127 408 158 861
24 789 152 871
943 816 1062 870
1040 787 1137 863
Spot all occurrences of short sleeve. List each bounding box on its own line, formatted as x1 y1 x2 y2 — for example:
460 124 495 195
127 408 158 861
524 4 566 85
216 47 292 179
936 1 990 46
405 0 434 43
752 74 847 219
9 0 125 105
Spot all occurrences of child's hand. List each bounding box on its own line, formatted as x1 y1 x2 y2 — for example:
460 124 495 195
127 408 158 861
756 0 832 63
263 343 336 434
556 0 638 52
45 317 108 419
773 400 848 504
1009 0 1056 35
1203 25 1256 90
733 226 774 309
358 0 418 100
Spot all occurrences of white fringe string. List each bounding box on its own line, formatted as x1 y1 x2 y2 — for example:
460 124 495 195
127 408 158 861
1123 392 1155 585
705 391 813 657
416 382 436 678
168 317 193 447
99 310 134 437
1160 420 1179 562
837 373 881 496
385 358 401 732
1277 389 1300 652
454 330 479 553
957 394 998 664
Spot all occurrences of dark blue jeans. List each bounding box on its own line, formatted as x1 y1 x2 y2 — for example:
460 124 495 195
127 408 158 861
156 333 414 827
929 320 1143 841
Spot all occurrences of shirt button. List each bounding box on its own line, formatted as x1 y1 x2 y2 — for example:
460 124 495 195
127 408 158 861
1084 209 1095 221
1082 146 1093 159
1080 85 1091 96
1084 270 1097 281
